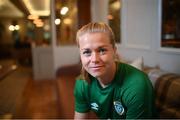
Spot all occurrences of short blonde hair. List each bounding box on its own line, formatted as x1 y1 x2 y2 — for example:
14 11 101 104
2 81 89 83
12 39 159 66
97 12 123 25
76 22 116 48
76 22 116 83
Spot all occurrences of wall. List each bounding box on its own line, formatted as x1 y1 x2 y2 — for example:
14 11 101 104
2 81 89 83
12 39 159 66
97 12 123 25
118 0 180 74
91 0 109 23
52 0 180 76
79 0 180 74
32 47 55 80
54 46 79 73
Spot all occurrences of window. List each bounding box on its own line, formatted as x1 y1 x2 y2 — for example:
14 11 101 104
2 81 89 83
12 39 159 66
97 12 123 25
55 0 78 45
108 0 121 43
161 0 180 48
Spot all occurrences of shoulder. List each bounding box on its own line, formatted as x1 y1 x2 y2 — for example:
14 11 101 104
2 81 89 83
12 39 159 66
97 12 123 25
74 74 89 95
118 62 143 73
118 62 148 80
75 75 89 88
117 62 152 93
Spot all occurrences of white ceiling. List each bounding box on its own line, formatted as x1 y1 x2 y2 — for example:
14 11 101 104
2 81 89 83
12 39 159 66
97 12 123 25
0 0 24 18
22 0 50 16
0 0 50 18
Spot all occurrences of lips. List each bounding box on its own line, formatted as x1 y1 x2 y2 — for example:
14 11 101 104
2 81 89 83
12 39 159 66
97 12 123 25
90 66 104 71
90 66 104 68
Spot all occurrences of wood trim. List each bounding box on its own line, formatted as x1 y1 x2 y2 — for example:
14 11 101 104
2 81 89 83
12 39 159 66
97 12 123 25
77 0 91 28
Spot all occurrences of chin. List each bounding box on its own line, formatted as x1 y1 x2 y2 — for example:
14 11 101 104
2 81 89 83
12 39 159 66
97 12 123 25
90 72 104 78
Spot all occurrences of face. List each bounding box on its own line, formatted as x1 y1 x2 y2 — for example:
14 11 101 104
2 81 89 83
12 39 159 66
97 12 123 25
79 32 116 78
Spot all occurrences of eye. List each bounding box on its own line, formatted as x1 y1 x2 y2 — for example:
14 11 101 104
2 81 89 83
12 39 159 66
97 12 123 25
98 48 107 55
82 50 91 57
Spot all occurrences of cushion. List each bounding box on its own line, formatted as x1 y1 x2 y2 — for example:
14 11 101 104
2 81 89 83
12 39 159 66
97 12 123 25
147 68 167 87
129 56 143 70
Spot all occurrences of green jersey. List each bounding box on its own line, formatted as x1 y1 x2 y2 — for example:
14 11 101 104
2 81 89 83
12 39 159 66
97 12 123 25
74 62 156 119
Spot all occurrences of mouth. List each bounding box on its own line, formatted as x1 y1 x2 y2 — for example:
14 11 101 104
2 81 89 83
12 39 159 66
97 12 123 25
90 66 104 71
90 65 104 68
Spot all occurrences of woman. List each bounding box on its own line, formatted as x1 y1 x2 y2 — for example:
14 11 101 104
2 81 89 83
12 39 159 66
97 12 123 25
74 22 156 119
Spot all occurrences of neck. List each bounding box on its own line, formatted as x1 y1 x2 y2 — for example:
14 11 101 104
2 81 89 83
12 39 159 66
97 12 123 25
97 62 116 88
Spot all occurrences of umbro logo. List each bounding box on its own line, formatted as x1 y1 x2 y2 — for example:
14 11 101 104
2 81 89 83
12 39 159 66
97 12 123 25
91 102 99 111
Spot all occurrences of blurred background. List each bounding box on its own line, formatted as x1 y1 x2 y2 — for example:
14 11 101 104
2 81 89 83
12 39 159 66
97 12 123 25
0 0 180 119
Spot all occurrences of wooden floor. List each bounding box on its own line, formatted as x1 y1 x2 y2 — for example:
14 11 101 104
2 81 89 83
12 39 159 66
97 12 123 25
0 62 80 119
13 72 77 119
13 79 61 119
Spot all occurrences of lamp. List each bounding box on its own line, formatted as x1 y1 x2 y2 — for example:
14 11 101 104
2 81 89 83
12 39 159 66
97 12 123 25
9 25 20 31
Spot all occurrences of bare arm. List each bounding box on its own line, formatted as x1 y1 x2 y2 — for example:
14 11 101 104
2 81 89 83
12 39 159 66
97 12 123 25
74 111 89 120
74 111 98 119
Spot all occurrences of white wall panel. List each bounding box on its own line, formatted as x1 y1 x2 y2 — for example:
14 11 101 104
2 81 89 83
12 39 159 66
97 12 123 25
119 0 180 74
91 0 108 23
124 0 154 49
32 47 55 80
54 46 79 71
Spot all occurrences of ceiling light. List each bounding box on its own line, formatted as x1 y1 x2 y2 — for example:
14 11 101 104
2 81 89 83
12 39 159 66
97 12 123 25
9 25 15 31
9 25 20 31
60 7 69 15
110 1 121 10
36 22 44 27
14 25 20 30
33 19 42 24
107 14 114 20
63 18 72 25
55 18 61 25
28 14 39 20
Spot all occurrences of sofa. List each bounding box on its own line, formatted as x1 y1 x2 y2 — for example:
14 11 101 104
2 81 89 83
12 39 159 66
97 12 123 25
126 57 180 118
144 67 180 118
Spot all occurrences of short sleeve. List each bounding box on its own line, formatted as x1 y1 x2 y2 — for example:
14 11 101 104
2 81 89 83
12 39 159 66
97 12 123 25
123 73 155 119
74 79 90 113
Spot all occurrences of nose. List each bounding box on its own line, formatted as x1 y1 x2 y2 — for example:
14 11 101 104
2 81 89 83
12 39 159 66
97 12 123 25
91 52 100 63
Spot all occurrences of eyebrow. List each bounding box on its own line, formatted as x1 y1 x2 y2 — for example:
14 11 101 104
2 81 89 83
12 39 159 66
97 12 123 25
96 45 112 49
99 44 112 47
80 45 111 50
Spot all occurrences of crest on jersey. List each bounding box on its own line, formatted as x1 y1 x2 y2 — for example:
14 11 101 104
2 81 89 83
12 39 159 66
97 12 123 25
114 101 125 115
91 102 99 111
